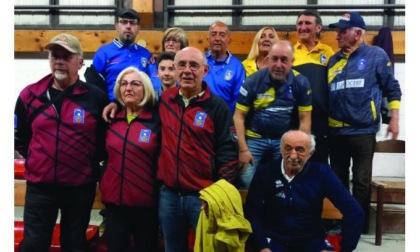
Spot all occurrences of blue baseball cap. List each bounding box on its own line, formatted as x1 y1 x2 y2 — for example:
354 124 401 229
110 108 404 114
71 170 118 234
329 12 366 30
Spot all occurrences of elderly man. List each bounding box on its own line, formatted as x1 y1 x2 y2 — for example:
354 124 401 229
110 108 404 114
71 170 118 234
203 21 246 114
233 40 312 189
293 9 335 164
14 33 108 252
157 46 239 252
245 130 364 252
327 12 402 232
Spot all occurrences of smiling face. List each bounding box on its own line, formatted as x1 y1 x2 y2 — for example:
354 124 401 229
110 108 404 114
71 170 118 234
258 28 277 54
174 47 209 98
296 14 322 44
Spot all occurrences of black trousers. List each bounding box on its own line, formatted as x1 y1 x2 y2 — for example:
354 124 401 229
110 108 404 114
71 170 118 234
21 182 96 252
329 133 376 231
104 204 159 252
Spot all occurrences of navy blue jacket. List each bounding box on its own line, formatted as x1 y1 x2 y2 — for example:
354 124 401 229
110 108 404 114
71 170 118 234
244 158 364 252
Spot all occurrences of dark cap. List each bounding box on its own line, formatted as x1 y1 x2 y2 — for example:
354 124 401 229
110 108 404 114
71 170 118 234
116 8 140 20
328 12 366 30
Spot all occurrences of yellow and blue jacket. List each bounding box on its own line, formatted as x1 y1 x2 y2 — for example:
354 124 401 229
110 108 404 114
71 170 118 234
327 43 402 135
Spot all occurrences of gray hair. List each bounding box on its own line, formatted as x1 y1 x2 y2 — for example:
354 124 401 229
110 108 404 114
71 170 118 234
280 130 316 152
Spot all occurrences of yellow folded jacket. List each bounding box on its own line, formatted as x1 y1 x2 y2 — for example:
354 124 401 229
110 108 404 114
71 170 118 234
194 179 252 252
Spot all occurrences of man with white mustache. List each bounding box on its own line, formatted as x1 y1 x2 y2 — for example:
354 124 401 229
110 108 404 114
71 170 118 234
244 130 364 252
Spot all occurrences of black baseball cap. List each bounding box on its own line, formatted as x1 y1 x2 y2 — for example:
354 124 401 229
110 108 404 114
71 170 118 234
116 8 140 20
329 12 366 30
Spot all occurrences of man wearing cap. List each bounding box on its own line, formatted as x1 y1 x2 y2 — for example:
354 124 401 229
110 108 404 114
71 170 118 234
327 12 402 232
85 8 153 103
14 33 109 251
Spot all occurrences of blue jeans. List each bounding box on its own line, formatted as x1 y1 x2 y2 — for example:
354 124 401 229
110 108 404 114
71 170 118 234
238 137 281 189
159 184 202 252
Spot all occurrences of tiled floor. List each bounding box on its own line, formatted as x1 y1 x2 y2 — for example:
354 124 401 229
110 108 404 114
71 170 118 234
357 233 405 251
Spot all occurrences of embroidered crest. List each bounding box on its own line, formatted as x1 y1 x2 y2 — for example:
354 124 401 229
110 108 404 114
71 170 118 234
320 54 327 65
73 109 85 124
357 59 366 70
141 57 148 68
139 129 151 143
224 70 233 81
193 111 207 128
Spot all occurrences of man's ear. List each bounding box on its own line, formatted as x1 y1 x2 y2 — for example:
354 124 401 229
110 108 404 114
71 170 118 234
309 150 315 157
79 58 84 70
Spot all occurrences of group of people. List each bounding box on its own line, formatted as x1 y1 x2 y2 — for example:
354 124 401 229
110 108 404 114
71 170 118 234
14 7 402 252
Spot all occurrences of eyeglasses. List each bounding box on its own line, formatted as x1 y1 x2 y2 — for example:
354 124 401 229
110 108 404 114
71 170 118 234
164 38 181 44
119 80 143 88
176 62 203 71
118 19 138 25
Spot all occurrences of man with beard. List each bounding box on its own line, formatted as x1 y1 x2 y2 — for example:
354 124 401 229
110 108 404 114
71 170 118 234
244 130 364 252
14 33 108 252
85 8 153 102
233 40 312 189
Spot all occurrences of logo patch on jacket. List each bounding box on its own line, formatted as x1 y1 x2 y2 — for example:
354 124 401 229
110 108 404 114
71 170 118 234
320 54 327 65
73 109 85 123
225 70 233 81
14 114 17 128
193 111 207 127
357 59 366 70
139 129 151 143
141 57 148 68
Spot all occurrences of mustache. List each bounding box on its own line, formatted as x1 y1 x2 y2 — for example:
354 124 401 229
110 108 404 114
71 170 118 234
287 158 300 164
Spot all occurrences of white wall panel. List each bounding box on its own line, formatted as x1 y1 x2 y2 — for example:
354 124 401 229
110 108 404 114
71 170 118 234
242 0 305 26
174 0 232 26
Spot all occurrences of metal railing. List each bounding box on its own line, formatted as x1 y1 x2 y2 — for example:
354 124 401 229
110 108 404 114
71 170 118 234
163 2 405 30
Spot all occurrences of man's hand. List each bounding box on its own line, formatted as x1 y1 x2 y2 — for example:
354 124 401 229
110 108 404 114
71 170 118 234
201 200 209 217
238 150 253 172
102 102 118 123
386 109 399 140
